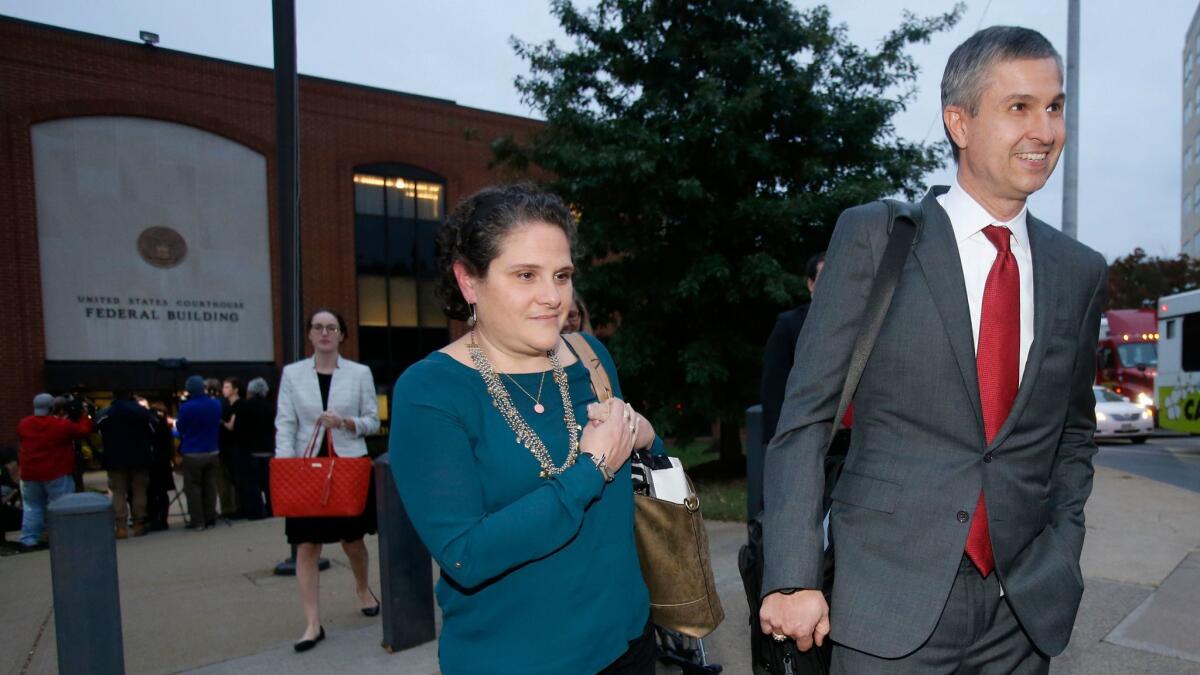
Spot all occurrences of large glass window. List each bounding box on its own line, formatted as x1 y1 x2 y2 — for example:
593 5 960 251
353 165 448 390
1117 342 1157 368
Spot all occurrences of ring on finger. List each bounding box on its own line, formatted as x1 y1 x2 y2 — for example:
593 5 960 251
772 633 787 642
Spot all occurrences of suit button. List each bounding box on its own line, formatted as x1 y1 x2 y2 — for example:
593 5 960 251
983 452 993 463
957 510 969 523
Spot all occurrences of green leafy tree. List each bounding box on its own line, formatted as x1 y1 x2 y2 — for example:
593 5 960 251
496 0 960 465
1107 248 1200 309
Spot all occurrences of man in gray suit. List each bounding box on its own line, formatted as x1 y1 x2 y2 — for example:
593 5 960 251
758 26 1106 673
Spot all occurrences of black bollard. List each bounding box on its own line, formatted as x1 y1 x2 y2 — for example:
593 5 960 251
48 493 126 675
745 404 764 519
374 454 436 652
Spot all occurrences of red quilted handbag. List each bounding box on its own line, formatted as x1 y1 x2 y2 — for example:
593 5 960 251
270 426 371 518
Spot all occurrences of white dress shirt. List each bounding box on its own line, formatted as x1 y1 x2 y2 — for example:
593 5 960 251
936 181 1036 384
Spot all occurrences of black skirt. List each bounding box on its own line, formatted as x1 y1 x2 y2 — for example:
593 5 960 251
284 465 378 545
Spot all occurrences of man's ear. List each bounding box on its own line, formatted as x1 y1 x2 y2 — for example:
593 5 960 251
453 262 478 305
943 106 970 155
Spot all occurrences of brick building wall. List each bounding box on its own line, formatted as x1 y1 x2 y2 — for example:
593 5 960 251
0 17 540 443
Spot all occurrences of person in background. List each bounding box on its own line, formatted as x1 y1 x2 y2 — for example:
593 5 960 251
145 402 177 531
96 390 156 539
215 377 241 519
1 446 23 538
15 393 92 551
760 252 825 448
564 293 594 334
177 376 222 530
275 309 381 652
226 377 274 520
390 184 660 674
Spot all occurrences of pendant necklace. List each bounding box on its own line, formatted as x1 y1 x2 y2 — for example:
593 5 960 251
503 371 547 414
467 331 581 478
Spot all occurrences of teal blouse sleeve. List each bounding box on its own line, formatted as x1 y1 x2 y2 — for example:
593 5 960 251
388 362 605 590
580 333 666 457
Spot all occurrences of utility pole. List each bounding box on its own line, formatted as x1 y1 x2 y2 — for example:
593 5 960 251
1062 0 1080 239
274 0 301 362
272 0 327 576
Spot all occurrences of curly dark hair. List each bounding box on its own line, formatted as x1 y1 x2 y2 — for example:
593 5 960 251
436 184 577 320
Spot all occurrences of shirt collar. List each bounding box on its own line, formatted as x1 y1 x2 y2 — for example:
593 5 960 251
939 179 1029 252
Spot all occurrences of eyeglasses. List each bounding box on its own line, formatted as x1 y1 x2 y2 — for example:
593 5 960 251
310 324 341 335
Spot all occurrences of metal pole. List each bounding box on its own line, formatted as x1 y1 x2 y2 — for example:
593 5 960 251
273 0 301 360
48 493 125 674
1061 0 1080 239
374 454 436 651
271 0 326 576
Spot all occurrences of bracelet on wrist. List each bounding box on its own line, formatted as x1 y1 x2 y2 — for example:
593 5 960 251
584 451 615 483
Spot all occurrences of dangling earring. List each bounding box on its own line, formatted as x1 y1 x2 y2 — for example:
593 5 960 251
468 303 477 327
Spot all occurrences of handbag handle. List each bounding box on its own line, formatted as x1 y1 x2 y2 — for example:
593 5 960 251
562 333 612 404
301 423 339 459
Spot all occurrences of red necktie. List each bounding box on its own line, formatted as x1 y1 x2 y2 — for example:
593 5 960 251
968 225 1019 578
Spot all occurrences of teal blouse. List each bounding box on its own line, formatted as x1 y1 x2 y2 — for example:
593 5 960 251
388 333 660 675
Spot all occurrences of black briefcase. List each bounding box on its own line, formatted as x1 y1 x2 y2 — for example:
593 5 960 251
738 517 832 675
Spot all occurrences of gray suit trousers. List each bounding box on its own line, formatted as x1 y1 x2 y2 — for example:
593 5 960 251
832 556 1049 674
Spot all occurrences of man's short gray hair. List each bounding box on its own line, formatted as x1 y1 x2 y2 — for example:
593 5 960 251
247 377 270 398
941 26 1063 162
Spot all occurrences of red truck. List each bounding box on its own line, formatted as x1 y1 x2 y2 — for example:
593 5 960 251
1096 309 1158 411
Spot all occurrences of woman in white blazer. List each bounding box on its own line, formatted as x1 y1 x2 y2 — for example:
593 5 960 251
275 308 381 652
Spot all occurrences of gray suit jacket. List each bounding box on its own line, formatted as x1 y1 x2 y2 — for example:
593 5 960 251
762 187 1107 658
274 355 380 459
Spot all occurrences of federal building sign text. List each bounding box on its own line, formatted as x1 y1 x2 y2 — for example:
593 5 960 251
33 117 274 362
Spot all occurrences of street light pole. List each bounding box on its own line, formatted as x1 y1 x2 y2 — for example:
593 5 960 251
271 0 327 576
1062 0 1080 239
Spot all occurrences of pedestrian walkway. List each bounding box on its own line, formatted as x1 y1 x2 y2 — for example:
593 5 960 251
2 464 1198 674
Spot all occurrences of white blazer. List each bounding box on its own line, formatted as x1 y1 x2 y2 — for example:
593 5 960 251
274 355 380 458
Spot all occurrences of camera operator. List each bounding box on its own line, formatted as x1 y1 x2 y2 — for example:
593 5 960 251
15 393 93 552
60 389 96 492
145 402 177 531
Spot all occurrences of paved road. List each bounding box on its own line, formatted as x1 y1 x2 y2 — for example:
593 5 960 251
1094 434 1200 494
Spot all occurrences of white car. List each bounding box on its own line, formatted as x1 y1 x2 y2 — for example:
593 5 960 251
1093 386 1154 444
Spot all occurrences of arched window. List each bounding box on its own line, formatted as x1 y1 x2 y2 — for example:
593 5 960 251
353 163 447 387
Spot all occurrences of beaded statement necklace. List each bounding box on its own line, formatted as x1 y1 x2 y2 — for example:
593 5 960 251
467 331 581 479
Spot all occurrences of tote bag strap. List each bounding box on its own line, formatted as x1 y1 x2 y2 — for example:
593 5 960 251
301 423 322 458
824 199 921 456
300 424 339 458
562 333 612 404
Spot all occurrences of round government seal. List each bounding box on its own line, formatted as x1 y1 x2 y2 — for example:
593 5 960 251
137 226 187 269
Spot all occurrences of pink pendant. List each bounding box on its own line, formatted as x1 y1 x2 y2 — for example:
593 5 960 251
534 403 545 414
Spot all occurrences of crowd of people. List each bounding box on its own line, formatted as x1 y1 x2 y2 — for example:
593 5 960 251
4 24 1105 675
4 375 277 552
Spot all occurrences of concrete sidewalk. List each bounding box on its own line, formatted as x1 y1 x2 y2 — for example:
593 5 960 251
3 464 1199 674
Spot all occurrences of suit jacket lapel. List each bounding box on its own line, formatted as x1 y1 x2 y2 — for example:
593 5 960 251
987 215 1059 450
913 187 985 440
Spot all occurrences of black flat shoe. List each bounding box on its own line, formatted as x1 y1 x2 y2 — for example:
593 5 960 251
293 626 325 653
361 588 380 617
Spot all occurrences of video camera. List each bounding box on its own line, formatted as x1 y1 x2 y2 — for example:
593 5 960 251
62 388 96 422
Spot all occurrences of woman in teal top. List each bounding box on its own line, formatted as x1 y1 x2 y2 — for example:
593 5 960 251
389 184 662 674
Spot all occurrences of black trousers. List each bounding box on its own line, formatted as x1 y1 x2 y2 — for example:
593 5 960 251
597 618 656 675
832 556 1049 674
235 452 267 520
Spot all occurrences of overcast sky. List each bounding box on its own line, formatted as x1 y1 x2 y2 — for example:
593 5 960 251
1 0 1194 261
